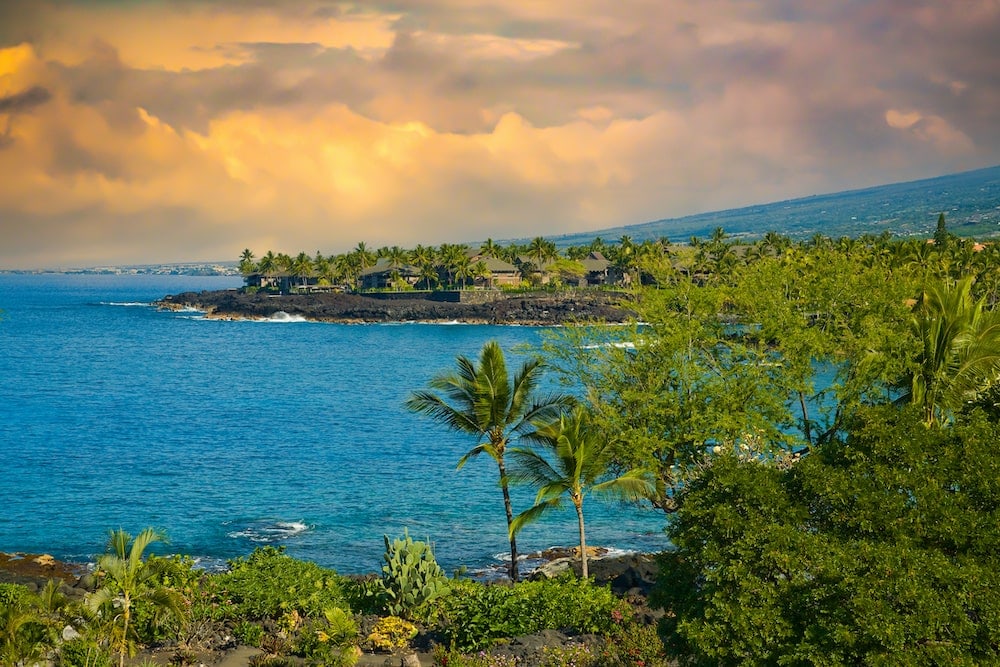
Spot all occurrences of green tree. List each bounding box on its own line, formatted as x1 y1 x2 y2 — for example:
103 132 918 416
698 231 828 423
934 212 950 248
86 528 186 667
898 276 1000 425
654 405 1000 664
508 406 653 577
405 341 572 581
543 274 796 513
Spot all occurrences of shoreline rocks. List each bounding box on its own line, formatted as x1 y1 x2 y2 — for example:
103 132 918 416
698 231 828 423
157 289 635 325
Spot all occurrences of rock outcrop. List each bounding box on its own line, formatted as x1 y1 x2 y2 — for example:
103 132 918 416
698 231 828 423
158 290 635 325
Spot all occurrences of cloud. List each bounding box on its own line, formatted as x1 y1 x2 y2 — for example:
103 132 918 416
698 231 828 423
0 85 50 113
0 1 998 268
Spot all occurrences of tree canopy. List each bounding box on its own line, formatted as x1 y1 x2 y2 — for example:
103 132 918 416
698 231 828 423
653 405 1000 665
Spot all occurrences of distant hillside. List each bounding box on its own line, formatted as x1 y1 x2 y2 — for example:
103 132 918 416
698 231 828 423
534 164 1000 248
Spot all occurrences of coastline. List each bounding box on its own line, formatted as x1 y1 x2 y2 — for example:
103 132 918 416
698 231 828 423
156 289 635 326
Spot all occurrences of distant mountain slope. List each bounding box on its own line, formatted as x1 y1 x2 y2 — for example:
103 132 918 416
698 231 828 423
535 164 1000 248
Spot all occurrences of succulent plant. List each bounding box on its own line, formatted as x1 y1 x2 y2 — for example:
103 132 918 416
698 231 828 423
377 529 451 620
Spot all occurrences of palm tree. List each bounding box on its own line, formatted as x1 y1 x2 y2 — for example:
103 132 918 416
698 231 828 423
508 406 653 578
291 251 313 288
405 341 572 581
238 248 256 275
479 238 500 259
898 277 1000 426
86 528 186 667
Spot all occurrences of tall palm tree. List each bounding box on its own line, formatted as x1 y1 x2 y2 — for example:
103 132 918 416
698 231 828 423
405 341 572 581
86 528 186 667
508 406 653 578
898 277 1000 426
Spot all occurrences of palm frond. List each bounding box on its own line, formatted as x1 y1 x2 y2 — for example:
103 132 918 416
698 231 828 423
510 498 561 537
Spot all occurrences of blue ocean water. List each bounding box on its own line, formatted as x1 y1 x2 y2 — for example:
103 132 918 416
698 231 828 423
0 274 666 574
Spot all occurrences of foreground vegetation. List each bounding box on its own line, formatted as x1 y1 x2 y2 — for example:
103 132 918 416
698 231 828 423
0 537 665 667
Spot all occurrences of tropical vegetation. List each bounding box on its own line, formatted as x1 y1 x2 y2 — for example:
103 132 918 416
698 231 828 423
6 214 1000 664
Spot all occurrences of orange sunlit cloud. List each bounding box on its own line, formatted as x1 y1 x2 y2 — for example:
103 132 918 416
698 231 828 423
0 0 997 268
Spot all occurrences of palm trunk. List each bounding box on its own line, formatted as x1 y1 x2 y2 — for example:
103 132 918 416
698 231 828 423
575 500 588 578
119 595 130 667
497 456 519 582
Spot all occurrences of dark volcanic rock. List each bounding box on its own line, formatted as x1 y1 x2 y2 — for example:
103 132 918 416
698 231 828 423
158 290 634 325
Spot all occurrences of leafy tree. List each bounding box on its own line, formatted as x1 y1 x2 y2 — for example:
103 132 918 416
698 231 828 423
898 276 1000 425
86 528 186 667
543 274 796 513
405 341 572 581
654 405 1000 665
508 406 653 577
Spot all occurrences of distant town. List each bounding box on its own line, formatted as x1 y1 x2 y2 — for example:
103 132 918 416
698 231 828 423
0 262 240 276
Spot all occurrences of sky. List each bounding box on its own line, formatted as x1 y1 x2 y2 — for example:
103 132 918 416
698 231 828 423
0 1 998 269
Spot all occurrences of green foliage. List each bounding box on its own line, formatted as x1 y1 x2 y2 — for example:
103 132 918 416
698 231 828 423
86 528 187 667
654 405 1000 664
431 645 521 667
438 577 626 652
294 608 360 666
233 620 265 647
599 616 670 667
212 546 348 620
897 276 1000 425
538 643 597 667
376 529 451 621
57 638 113 667
0 583 28 607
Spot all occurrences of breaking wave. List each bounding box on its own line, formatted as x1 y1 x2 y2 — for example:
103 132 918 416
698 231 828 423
225 519 312 543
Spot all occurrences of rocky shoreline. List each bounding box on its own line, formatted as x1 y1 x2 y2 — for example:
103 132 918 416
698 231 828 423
157 289 635 325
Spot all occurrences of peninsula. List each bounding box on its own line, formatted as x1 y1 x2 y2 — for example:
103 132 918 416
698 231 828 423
157 288 635 325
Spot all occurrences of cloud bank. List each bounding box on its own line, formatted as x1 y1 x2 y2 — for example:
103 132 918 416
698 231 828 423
0 0 997 268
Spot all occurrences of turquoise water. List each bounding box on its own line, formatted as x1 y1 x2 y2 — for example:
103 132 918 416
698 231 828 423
0 274 665 574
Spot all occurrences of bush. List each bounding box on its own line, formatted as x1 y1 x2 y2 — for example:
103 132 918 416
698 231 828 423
57 638 113 667
233 621 265 647
438 576 627 652
210 547 348 621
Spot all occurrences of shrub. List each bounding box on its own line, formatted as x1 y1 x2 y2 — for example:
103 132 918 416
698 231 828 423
599 618 669 667
431 646 522 667
295 608 361 667
233 620 265 647
57 638 113 667
438 576 627 652
539 643 597 667
210 547 348 620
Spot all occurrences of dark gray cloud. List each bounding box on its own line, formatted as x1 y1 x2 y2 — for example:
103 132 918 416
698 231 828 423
0 86 52 113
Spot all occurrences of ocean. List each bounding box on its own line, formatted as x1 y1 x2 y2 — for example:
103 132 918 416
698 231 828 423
0 274 666 575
